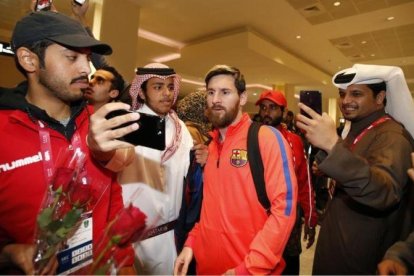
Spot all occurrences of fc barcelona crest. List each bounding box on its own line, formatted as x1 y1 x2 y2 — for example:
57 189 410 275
230 149 248 167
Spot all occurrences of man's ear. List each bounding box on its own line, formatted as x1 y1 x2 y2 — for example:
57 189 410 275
239 90 248 106
376 90 386 105
139 91 146 101
109 89 119 100
16 47 38 73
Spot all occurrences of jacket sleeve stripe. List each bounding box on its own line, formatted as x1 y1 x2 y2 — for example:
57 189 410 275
270 127 294 216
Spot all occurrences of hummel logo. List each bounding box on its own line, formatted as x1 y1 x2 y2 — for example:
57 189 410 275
0 152 43 173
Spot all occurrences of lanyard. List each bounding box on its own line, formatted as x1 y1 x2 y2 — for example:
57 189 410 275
37 121 82 184
350 116 391 150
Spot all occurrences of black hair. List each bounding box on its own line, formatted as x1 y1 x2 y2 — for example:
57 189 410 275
98 65 125 101
367 81 386 96
14 39 53 76
119 83 132 105
204 65 246 94
138 80 148 104
367 81 387 106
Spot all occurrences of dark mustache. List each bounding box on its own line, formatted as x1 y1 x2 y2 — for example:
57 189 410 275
211 104 225 109
71 76 89 84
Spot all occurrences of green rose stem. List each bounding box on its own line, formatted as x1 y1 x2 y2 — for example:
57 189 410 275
35 187 84 273
34 187 63 272
89 227 123 274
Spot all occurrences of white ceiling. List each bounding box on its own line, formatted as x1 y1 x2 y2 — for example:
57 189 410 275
1 0 414 113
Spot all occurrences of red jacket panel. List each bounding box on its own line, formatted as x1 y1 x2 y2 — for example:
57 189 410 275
278 127 317 227
0 105 133 266
186 114 298 274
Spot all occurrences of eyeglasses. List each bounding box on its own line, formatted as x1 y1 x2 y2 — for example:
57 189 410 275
259 103 280 112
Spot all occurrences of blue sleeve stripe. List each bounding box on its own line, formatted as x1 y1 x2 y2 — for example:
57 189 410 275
269 127 294 216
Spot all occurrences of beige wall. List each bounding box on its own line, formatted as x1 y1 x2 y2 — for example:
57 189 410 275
99 0 141 82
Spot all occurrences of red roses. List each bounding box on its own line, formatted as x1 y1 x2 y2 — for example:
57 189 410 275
109 204 147 247
90 204 147 274
33 149 92 274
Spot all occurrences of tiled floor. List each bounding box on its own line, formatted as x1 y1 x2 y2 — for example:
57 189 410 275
299 225 319 275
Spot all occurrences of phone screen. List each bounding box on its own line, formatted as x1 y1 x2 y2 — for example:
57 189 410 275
105 110 166 150
300 90 322 118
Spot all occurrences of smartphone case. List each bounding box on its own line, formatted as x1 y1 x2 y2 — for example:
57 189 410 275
300 90 322 117
105 110 166 150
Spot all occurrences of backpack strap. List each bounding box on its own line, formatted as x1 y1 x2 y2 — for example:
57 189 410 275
247 122 271 212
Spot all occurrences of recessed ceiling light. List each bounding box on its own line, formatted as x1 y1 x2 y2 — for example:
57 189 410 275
333 1 341 7
296 35 301 39
370 53 376 57
387 16 395 21
361 40 367 44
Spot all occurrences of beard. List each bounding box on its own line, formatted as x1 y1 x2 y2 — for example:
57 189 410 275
206 100 240 129
39 68 85 103
261 115 283 127
340 103 360 122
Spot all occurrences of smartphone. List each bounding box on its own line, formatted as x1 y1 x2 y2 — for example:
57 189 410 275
105 110 166 150
35 0 52 11
73 0 86 6
300 90 322 118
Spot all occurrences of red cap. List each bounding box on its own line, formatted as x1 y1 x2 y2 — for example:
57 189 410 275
255 90 287 107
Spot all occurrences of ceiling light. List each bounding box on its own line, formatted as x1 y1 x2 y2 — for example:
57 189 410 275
273 58 284 65
387 16 395 21
361 40 367 44
370 53 376 57
138 29 186 49
296 35 301 39
333 1 341 7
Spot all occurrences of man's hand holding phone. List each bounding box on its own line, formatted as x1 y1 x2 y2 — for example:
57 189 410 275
88 103 139 161
104 109 166 150
296 102 339 153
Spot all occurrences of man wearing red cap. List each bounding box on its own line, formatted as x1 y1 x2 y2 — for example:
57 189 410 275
256 90 317 275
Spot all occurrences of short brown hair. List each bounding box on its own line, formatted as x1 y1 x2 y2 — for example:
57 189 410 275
205 65 246 94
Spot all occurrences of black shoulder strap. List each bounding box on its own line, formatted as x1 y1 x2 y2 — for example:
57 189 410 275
247 122 271 211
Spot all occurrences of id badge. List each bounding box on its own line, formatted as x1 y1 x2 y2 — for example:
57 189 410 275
56 211 93 275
